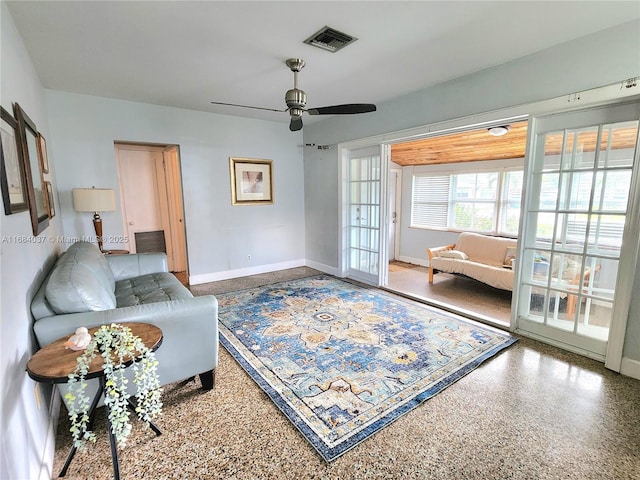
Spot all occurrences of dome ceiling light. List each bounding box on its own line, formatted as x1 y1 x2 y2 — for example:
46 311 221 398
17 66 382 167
488 125 511 136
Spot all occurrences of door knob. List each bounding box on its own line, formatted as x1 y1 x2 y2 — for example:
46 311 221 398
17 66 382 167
129 221 134 225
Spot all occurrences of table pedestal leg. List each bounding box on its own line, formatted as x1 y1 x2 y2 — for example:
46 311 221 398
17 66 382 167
58 379 160 479
104 381 122 480
59 383 104 477
59 377 122 480
126 398 162 436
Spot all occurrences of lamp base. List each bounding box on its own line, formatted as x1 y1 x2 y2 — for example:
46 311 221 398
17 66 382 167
93 212 104 251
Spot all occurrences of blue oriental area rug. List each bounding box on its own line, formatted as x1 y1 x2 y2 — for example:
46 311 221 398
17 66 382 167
217 275 516 461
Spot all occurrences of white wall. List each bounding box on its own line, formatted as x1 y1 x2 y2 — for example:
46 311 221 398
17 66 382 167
44 92 305 283
0 4 63 479
303 21 640 361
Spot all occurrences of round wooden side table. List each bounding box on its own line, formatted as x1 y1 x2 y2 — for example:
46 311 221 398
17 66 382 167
27 322 163 479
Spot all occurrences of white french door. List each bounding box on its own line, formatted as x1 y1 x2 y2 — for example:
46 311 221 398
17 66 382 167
342 145 389 286
515 101 640 361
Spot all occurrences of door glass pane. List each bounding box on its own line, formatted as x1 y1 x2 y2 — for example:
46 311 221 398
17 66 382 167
597 122 637 168
571 129 598 170
359 182 369 203
537 173 560 210
350 182 360 203
542 132 565 170
350 205 360 225
592 171 631 213
566 171 593 211
556 213 588 253
530 212 556 241
585 213 625 251
500 171 523 235
350 248 360 270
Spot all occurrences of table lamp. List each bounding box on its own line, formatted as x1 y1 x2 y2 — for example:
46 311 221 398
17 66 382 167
72 187 116 252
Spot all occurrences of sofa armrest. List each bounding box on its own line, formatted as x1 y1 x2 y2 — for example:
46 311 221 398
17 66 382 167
426 244 456 283
106 253 169 281
426 244 456 261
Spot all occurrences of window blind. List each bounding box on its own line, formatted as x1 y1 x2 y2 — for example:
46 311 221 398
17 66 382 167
411 175 450 228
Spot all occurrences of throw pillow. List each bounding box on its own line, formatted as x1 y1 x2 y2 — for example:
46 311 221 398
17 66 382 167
438 250 469 260
504 247 517 267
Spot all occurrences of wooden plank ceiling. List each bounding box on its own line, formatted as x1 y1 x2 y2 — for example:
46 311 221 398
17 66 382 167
391 121 637 166
391 122 529 166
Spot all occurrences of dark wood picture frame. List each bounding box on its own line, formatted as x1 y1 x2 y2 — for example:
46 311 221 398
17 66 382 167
0 106 28 214
13 103 49 235
229 157 274 205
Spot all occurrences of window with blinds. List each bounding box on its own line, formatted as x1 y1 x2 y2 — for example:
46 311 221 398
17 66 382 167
411 169 523 235
411 175 450 228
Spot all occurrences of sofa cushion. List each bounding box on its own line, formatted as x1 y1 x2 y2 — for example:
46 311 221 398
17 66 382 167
430 257 468 275
455 232 517 267
45 261 117 314
462 261 514 291
115 273 192 307
437 250 469 260
64 241 116 291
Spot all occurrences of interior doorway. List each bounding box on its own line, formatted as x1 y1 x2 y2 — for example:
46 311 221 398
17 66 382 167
114 143 188 279
383 121 528 327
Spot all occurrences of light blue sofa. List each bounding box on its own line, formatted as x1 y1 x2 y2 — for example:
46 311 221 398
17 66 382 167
31 241 218 404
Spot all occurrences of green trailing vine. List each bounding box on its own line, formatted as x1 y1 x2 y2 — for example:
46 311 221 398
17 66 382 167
64 323 163 450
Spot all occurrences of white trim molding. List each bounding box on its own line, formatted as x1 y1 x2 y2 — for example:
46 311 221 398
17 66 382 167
620 357 640 380
304 259 339 276
189 259 306 285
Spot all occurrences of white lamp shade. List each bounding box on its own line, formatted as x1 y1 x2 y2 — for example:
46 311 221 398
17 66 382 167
72 188 116 213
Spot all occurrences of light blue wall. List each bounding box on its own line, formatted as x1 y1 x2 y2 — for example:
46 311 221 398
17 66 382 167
44 92 305 279
0 3 63 479
303 20 640 361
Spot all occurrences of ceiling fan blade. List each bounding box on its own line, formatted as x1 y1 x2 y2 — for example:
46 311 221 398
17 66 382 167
210 101 286 113
290 117 303 131
307 104 377 115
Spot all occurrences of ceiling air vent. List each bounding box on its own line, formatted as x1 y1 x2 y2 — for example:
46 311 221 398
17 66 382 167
303 26 357 53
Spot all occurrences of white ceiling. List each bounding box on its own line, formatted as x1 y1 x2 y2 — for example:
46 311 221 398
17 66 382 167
7 1 640 125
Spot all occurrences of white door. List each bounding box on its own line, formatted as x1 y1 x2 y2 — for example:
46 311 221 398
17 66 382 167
343 145 389 286
515 101 640 361
388 169 401 262
116 145 164 254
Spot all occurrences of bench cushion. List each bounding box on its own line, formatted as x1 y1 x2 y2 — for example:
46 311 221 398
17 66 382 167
115 272 192 307
455 232 517 267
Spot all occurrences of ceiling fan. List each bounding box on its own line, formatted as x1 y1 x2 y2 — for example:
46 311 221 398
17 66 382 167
211 58 376 131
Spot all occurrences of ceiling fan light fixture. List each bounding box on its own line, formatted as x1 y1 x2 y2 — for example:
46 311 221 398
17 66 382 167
211 58 376 132
488 125 511 136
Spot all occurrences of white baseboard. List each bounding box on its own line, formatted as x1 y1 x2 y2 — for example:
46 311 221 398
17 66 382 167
305 259 338 276
189 259 306 285
397 255 430 268
620 357 640 380
190 259 341 285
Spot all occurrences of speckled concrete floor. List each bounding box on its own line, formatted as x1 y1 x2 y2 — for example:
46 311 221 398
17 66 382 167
52 268 640 479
